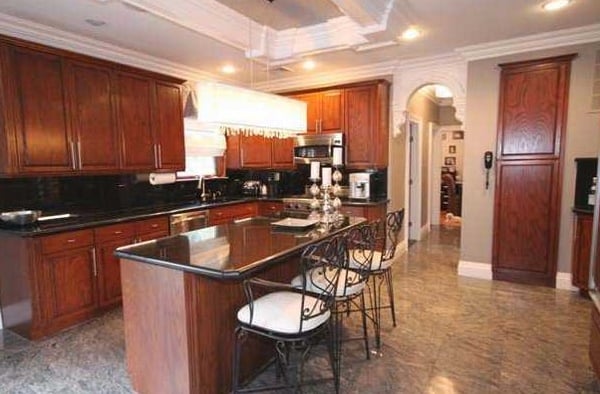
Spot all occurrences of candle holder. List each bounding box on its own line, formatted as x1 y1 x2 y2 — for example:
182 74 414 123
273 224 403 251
308 177 321 221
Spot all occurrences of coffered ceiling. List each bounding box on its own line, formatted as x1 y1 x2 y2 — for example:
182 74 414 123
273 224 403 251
0 0 598 86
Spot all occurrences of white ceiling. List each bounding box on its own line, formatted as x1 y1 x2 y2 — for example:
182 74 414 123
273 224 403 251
0 0 599 86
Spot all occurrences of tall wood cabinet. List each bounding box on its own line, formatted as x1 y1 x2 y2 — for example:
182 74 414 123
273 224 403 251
492 54 576 287
0 35 185 176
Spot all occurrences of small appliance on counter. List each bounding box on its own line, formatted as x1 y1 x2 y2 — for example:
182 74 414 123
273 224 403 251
266 172 281 198
242 180 261 197
348 170 387 200
349 173 371 199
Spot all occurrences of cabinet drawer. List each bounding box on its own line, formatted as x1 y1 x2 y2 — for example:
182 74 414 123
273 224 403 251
41 229 94 254
210 203 257 222
339 205 365 218
94 222 136 243
134 217 168 236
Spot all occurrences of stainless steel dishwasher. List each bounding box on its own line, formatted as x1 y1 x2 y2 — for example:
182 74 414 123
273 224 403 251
169 210 209 234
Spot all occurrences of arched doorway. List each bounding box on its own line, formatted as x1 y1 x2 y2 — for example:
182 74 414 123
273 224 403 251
404 84 463 244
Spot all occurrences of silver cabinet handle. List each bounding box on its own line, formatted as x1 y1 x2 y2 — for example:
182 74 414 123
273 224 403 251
157 143 162 168
70 141 77 170
76 141 82 169
315 120 319 133
319 119 323 133
90 247 97 277
153 144 158 168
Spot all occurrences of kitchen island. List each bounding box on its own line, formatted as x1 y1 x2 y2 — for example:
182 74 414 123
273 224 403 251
114 215 365 394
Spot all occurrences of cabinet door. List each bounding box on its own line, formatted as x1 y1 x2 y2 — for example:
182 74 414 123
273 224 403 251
96 236 135 307
240 135 272 168
258 202 283 217
154 81 185 171
68 61 120 171
10 46 74 173
345 85 375 167
291 92 320 133
117 73 156 170
320 89 343 133
572 213 593 289
42 247 97 324
226 135 241 169
271 137 294 168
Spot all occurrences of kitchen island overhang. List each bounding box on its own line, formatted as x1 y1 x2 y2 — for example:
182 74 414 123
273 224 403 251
114 216 366 394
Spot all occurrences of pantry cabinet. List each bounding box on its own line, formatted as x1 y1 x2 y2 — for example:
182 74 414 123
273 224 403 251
0 35 185 176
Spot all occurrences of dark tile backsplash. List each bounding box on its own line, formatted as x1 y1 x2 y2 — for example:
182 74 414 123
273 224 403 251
0 175 200 213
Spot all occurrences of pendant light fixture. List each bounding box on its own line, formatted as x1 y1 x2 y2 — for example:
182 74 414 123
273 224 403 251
192 0 307 138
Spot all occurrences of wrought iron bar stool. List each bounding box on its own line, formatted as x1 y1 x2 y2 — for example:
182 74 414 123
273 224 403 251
291 223 376 383
348 209 404 350
231 234 346 393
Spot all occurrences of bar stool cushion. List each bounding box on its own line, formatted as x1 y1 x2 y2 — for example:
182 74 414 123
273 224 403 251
237 291 330 334
291 268 365 297
348 250 399 271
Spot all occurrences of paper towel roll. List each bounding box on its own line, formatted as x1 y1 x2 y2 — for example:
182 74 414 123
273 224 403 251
149 173 177 185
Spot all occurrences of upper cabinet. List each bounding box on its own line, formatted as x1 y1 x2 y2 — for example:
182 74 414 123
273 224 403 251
68 61 120 171
289 89 343 134
285 80 390 169
0 36 185 176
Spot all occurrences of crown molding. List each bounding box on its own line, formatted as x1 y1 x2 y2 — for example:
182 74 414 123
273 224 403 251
396 52 466 70
254 59 398 93
0 12 226 83
456 23 600 61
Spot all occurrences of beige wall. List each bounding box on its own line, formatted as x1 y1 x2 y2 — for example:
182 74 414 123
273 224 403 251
461 42 600 273
408 90 439 227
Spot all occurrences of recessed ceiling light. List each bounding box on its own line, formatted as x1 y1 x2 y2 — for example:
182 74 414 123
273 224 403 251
302 60 316 71
85 18 106 27
400 27 421 41
542 0 571 11
221 64 236 74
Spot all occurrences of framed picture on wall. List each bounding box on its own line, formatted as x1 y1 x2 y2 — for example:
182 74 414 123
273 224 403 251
444 157 456 166
449 145 456 154
452 131 464 140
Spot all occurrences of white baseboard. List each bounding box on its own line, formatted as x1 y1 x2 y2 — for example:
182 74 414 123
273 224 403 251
457 260 492 280
556 272 578 291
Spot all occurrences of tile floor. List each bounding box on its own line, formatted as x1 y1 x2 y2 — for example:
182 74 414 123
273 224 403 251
1 226 599 393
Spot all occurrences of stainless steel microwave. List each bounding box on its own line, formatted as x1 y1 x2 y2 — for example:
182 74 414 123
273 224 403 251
293 133 344 164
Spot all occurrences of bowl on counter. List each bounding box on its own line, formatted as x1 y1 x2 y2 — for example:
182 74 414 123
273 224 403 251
0 210 42 225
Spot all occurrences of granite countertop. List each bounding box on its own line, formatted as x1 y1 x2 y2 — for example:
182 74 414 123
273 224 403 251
572 206 594 214
114 216 366 280
0 196 388 237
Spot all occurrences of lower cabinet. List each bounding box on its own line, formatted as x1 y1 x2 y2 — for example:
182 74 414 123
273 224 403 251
209 202 258 225
39 229 97 334
571 211 593 290
0 216 168 339
339 204 387 223
257 201 284 217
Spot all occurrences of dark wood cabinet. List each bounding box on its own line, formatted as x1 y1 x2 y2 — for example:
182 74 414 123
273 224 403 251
285 80 389 169
209 203 258 226
6 45 74 173
492 55 576 287
117 73 156 170
240 135 272 168
271 137 294 168
289 90 343 134
38 230 97 334
154 81 185 171
0 35 185 176
258 201 284 217
68 61 120 171
339 204 387 223
571 212 593 290
95 217 168 308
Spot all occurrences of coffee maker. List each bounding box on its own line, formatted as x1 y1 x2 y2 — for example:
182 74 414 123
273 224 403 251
266 172 281 198
349 173 371 199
